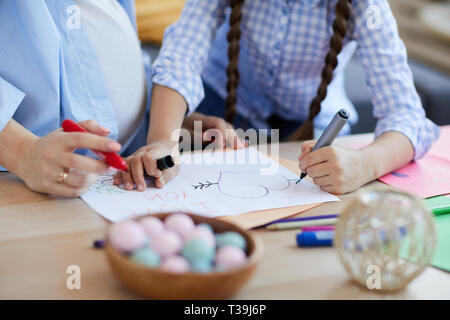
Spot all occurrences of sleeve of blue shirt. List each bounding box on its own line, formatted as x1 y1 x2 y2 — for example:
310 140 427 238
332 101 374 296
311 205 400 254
0 76 26 134
351 0 440 159
152 0 228 114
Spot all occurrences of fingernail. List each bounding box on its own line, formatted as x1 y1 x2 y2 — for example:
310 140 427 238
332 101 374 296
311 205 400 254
108 141 121 150
137 184 145 191
125 183 132 190
100 126 111 133
155 170 162 178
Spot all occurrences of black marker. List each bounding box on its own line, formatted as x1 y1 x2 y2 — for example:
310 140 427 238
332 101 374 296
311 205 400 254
297 109 349 183
156 155 175 171
143 155 175 183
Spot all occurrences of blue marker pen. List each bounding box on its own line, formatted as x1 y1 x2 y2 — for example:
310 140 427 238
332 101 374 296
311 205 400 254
296 230 334 247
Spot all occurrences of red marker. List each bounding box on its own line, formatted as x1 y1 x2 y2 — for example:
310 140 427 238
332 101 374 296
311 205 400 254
62 119 128 171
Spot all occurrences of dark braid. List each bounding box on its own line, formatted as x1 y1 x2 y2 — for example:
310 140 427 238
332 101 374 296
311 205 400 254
288 0 353 141
225 0 244 123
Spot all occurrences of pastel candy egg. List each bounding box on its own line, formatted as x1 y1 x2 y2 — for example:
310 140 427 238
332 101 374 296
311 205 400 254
140 216 165 238
160 256 190 273
216 232 247 250
197 223 214 233
215 246 247 271
182 238 215 262
185 226 215 248
131 248 160 267
151 230 183 257
190 259 213 273
108 220 147 253
164 213 195 239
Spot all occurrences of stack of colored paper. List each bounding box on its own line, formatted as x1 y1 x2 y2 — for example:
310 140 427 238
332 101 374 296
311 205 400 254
378 126 450 198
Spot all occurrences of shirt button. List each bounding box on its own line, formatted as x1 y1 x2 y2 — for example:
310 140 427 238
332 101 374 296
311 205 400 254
274 42 281 50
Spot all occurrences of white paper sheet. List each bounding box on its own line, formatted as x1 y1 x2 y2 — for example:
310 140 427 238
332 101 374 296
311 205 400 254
81 148 339 222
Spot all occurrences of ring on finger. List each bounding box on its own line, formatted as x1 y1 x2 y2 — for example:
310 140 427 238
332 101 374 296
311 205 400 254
57 168 70 184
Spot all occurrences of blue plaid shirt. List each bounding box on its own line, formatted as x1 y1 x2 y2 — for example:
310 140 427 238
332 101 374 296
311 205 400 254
152 0 440 159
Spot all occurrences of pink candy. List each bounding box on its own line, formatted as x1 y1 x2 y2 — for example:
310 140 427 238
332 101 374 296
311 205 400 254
215 246 247 271
160 256 190 273
164 213 195 239
151 230 183 257
109 220 147 253
110 213 250 274
140 216 165 238
185 226 216 248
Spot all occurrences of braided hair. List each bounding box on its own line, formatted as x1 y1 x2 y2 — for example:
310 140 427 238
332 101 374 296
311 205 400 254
289 0 353 140
224 0 353 140
225 0 244 123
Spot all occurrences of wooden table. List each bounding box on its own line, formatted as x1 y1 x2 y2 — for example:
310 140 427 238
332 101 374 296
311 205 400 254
1 133 449 299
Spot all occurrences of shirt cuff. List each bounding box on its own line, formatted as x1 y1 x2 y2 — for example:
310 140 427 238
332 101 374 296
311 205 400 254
0 77 25 133
374 115 440 160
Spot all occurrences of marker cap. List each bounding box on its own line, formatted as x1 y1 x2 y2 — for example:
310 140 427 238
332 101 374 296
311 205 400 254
296 231 334 247
157 155 175 171
338 108 349 119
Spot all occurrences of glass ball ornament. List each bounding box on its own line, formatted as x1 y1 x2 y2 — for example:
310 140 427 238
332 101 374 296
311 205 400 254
335 187 437 291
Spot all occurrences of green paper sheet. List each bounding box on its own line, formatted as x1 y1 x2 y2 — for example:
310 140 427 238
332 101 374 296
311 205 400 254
426 195 450 215
432 214 450 272
426 196 450 272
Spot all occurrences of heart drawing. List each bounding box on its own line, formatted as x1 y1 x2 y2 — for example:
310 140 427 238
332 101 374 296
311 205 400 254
191 171 295 199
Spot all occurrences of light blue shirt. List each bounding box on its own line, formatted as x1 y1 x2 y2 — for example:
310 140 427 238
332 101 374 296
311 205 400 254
0 0 152 170
153 0 440 159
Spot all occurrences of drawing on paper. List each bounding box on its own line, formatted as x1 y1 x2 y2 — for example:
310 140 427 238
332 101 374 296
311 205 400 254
391 172 409 178
90 173 125 195
116 174 155 191
80 148 341 223
192 171 298 199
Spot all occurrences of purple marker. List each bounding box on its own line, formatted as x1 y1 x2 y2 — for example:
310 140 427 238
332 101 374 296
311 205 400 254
93 239 105 249
267 214 339 226
301 226 335 232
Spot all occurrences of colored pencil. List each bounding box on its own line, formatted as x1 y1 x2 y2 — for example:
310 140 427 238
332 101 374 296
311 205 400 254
301 226 335 232
266 218 338 230
266 214 339 226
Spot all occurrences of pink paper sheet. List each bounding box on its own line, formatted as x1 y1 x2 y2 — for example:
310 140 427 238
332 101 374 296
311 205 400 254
351 126 450 198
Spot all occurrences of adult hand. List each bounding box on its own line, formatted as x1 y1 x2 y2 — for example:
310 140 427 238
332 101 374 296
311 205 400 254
20 120 121 197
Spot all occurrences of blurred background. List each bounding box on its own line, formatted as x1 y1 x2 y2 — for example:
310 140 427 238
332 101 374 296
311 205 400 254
135 0 450 133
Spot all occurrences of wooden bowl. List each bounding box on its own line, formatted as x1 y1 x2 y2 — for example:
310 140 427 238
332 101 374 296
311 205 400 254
104 213 264 299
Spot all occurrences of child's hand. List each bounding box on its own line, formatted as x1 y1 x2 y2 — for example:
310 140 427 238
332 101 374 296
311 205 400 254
182 112 246 149
114 140 179 191
298 140 372 195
